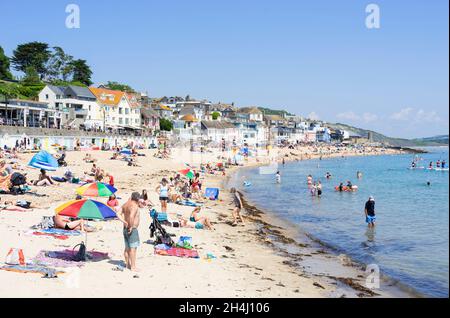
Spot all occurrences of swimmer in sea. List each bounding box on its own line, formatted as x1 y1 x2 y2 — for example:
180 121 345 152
429 161 433 169
436 160 441 168
317 181 322 197
307 175 313 187
276 171 281 184
338 182 344 192
357 171 363 179
442 160 446 169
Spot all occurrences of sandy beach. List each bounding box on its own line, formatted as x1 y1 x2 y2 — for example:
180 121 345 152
0 145 411 298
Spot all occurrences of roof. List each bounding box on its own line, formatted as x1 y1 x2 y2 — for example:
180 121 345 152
239 107 262 115
179 105 196 116
89 87 124 106
141 107 160 118
66 85 96 99
180 114 198 122
201 121 236 130
125 93 142 108
47 85 66 96
264 114 284 121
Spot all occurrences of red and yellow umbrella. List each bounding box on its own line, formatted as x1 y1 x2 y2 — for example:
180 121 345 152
55 199 117 220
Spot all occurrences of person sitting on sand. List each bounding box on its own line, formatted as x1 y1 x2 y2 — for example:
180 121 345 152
84 153 97 163
53 214 89 231
189 207 214 230
87 163 98 176
141 189 154 207
107 194 120 211
32 169 54 186
230 187 245 226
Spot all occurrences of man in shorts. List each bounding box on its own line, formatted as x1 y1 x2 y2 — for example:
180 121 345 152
365 196 376 228
117 192 142 272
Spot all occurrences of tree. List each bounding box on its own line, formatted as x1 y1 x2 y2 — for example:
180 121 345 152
159 118 173 131
105 81 135 92
212 111 220 120
0 46 13 80
46 47 74 81
70 59 93 86
11 42 51 79
21 66 41 85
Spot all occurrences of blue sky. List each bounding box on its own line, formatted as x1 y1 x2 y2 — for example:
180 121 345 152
1 0 448 138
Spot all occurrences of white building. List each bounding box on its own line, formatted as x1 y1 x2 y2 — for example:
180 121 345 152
89 87 141 133
38 85 103 129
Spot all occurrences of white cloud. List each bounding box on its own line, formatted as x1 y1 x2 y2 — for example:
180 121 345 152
390 108 414 121
362 112 378 123
415 109 441 123
308 112 320 120
337 111 360 121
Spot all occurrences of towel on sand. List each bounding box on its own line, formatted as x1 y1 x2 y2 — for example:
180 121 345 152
25 228 81 240
33 249 109 268
154 246 199 258
0 264 64 276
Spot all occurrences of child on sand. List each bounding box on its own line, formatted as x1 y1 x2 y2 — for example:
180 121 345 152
230 187 245 226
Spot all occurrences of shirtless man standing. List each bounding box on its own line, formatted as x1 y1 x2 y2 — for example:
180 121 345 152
116 192 141 272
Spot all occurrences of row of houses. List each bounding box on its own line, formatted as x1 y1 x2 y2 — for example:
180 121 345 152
1 86 369 146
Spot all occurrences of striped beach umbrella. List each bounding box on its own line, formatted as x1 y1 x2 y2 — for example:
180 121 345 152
179 168 195 179
76 182 117 197
55 199 116 220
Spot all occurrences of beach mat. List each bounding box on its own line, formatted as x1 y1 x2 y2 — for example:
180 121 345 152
34 249 109 268
154 247 199 258
0 264 64 276
177 200 202 207
26 228 81 240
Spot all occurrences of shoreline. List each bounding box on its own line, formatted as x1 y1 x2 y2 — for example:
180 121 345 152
0 145 421 298
219 149 422 298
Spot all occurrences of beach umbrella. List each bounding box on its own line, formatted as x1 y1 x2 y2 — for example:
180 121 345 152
179 168 195 180
76 182 117 197
55 199 117 220
55 199 117 251
28 150 59 171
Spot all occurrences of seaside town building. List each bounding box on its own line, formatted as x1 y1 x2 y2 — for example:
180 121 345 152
38 85 102 130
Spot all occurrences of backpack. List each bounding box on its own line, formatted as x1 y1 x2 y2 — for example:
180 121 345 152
10 172 27 186
73 242 87 262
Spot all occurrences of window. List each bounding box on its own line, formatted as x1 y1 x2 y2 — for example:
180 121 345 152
88 105 91 111
119 118 123 124
119 108 123 114
88 115 91 120
125 108 129 115
45 94 49 100
135 119 139 123
125 118 129 125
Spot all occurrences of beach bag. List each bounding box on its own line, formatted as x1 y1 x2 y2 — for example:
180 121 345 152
10 172 27 186
16 200 31 209
5 248 26 265
39 216 54 229
204 188 219 200
73 242 87 262
176 236 193 249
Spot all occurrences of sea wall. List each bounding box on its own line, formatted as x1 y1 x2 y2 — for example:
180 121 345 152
0 126 156 150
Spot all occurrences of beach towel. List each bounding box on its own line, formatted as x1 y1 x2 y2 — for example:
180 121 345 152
204 188 219 200
154 246 199 258
31 232 69 240
177 200 202 207
33 249 109 268
0 264 63 276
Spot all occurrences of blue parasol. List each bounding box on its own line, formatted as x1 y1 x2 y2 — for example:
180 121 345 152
28 150 59 171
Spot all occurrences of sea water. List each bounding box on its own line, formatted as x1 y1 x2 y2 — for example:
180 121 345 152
230 147 449 297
